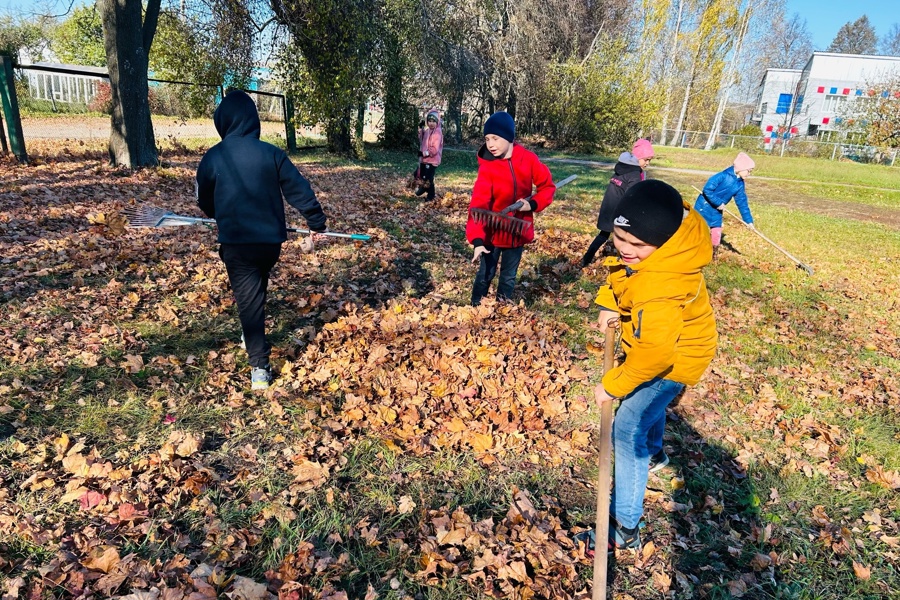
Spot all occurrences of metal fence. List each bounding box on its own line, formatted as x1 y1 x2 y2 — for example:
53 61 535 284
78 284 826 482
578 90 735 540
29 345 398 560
650 128 898 166
9 64 305 153
6 64 391 155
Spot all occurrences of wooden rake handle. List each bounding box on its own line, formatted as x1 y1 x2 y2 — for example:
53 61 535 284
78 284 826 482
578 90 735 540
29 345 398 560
592 322 618 600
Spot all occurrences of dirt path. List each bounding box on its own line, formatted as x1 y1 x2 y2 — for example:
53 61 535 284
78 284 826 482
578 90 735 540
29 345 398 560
542 156 900 230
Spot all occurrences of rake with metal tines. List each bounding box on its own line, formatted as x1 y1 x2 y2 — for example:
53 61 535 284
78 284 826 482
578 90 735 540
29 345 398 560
469 174 577 239
121 205 371 241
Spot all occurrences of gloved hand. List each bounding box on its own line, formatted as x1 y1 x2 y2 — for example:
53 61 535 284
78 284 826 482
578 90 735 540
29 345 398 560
299 232 315 254
471 246 491 263
418 120 425 128
500 201 528 215
746 223 756 230
423 150 430 158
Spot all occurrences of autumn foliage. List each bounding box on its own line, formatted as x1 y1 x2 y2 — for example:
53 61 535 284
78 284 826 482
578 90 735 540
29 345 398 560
1 144 899 599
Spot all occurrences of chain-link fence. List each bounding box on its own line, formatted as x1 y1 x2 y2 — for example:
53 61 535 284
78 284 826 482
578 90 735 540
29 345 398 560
650 128 898 166
10 64 307 154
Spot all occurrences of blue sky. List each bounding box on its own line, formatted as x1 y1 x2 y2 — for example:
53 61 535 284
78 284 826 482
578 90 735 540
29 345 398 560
1 0 897 52
784 0 896 49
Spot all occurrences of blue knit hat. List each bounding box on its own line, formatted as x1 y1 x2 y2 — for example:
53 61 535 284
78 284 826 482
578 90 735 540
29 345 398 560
483 111 515 142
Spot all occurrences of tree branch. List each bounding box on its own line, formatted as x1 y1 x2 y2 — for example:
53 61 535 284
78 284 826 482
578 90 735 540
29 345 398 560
143 0 162 56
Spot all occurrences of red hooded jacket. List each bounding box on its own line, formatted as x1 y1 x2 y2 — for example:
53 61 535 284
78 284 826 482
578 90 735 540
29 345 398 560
465 143 555 248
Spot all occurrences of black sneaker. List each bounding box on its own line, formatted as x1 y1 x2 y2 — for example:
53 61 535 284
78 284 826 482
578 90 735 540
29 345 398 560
608 519 641 551
649 450 670 473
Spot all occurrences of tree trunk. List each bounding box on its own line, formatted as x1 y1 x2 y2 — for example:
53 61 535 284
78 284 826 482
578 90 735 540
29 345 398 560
326 108 352 154
672 46 699 148
98 0 161 168
446 86 463 145
354 101 366 160
381 32 408 149
705 6 750 150
659 0 684 146
506 87 517 120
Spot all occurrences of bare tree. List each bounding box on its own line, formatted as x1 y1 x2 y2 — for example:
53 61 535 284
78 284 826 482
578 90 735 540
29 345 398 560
768 12 813 67
98 0 161 167
882 23 900 56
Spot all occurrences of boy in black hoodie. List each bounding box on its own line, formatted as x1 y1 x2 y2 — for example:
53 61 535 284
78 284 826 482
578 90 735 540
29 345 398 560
197 90 327 390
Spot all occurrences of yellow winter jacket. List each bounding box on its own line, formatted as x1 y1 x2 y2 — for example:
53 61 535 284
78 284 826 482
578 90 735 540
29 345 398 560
594 203 717 398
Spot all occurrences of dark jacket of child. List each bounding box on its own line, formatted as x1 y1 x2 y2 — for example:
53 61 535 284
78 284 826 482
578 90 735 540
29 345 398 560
465 143 555 249
596 152 645 231
594 204 718 398
693 166 752 229
196 90 326 242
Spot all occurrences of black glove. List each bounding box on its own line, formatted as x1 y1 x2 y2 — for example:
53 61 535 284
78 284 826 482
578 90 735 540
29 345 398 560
418 120 425 128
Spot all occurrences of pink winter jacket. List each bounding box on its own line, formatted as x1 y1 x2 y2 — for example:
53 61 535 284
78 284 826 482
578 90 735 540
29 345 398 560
418 110 443 167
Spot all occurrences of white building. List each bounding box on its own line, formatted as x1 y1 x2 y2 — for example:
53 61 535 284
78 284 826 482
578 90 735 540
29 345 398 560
752 52 900 141
23 62 107 107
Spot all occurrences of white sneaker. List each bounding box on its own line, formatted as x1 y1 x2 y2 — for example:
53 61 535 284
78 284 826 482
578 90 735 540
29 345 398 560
251 366 272 390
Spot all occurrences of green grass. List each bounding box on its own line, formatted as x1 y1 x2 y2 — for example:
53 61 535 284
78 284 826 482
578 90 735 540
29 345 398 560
652 146 900 187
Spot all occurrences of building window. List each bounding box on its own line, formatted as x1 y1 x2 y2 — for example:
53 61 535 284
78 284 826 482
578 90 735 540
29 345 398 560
822 94 848 112
761 102 768 114
775 93 792 114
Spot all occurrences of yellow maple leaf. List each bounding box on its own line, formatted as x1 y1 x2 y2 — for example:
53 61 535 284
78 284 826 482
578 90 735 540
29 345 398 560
470 432 494 453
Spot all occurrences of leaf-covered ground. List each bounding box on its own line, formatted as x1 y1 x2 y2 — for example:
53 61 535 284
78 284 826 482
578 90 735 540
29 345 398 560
1 143 899 600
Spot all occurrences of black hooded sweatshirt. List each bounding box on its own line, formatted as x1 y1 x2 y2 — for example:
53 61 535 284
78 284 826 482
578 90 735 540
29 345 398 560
196 90 326 244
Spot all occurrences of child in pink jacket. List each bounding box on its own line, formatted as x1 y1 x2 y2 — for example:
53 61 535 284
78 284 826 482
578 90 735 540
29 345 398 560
414 110 443 201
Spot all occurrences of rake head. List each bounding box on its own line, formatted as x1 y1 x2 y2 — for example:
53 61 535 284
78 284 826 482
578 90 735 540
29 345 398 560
121 205 213 228
469 207 533 239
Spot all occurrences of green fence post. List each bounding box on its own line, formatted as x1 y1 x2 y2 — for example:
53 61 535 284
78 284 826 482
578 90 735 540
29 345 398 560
283 94 297 153
0 55 27 163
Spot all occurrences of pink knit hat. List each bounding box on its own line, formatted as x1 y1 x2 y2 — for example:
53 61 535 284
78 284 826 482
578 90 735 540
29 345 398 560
733 152 755 172
632 139 654 160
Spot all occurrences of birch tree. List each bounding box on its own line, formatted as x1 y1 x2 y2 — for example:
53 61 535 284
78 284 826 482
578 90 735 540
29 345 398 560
670 0 738 146
704 3 752 149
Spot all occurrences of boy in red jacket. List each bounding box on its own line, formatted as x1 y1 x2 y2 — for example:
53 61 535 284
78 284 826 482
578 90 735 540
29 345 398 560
465 111 556 306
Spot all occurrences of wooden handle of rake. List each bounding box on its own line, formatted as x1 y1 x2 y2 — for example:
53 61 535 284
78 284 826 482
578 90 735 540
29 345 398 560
690 185 813 275
498 173 580 215
592 322 618 600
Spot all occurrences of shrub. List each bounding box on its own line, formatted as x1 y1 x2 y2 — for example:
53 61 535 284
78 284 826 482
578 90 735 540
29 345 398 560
89 81 112 113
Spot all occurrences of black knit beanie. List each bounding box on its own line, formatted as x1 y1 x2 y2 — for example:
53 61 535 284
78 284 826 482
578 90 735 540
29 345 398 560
613 180 684 247
483 111 515 142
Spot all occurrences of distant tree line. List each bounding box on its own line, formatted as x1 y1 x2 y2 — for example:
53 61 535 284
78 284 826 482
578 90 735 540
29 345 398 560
1 0 899 166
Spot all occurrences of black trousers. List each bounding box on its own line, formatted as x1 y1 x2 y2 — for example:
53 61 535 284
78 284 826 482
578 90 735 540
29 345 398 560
414 163 437 200
582 230 611 266
219 243 282 368
471 246 524 306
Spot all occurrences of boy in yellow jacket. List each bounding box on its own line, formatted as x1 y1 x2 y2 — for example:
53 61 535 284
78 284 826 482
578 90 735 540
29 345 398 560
594 179 718 551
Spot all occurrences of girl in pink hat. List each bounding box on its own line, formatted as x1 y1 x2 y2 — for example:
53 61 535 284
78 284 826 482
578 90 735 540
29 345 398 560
581 139 654 267
693 152 756 257
412 109 443 201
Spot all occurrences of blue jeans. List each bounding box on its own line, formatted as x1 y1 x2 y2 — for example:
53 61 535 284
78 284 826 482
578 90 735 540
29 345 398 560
471 246 524 306
610 377 685 529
